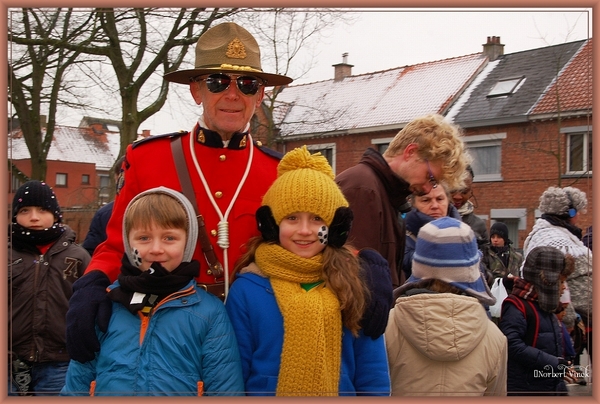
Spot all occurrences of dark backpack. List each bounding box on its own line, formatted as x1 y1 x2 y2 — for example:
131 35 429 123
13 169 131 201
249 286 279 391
503 295 540 347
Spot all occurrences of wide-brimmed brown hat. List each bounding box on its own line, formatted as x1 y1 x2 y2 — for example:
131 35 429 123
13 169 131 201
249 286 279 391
164 22 293 86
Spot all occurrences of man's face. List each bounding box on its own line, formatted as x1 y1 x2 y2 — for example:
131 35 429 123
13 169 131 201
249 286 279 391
392 144 442 196
190 73 265 139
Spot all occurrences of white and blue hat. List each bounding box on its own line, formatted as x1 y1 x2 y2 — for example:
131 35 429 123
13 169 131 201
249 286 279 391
397 216 496 306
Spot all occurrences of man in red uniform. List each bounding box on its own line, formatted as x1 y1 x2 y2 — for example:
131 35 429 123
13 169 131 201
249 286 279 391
66 22 393 364
66 22 291 363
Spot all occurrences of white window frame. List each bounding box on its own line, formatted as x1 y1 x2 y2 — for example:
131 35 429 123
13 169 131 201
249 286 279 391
562 125 592 175
463 133 506 182
305 143 336 172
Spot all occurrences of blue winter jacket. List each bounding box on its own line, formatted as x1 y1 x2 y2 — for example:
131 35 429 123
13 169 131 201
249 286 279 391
225 271 391 396
61 280 244 396
499 297 568 395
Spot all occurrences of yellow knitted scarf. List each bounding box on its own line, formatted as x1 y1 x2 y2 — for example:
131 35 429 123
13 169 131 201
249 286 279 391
255 243 342 396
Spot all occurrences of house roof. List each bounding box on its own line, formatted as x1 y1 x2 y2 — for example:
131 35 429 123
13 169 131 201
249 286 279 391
447 39 587 127
531 38 592 115
274 53 487 138
9 125 121 171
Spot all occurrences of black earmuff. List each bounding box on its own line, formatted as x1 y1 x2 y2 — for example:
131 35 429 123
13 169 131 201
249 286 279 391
328 207 354 248
566 191 577 218
256 205 279 243
256 205 354 248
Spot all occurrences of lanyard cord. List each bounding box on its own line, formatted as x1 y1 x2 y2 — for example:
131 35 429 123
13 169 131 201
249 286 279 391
188 131 254 298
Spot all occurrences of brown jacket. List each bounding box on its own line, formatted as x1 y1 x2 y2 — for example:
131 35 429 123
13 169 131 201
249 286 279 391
9 225 89 363
336 148 411 287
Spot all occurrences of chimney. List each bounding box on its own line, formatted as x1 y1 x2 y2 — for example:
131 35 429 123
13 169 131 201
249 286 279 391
332 52 353 81
483 36 504 61
142 129 151 138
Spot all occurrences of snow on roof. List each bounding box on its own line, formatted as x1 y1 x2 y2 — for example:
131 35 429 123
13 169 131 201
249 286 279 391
274 53 486 137
9 125 121 171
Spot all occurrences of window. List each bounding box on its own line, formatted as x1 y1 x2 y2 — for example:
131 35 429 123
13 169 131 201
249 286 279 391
56 173 68 187
98 174 110 199
371 137 394 155
11 174 21 193
463 133 506 181
305 143 336 172
563 126 593 174
82 174 90 185
487 76 525 98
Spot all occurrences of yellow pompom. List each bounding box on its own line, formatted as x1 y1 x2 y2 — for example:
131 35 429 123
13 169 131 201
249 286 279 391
277 146 335 180
262 146 348 226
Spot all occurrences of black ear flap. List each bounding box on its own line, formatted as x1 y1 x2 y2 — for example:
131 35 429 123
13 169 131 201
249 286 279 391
256 205 279 243
328 207 354 248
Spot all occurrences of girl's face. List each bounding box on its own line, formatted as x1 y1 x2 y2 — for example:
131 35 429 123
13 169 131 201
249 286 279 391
128 222 187 272
16 206 55 230
279 212 327 259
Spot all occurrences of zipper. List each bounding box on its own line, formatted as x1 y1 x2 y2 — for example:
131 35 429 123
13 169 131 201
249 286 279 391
138 285 196 345
29 255 44 362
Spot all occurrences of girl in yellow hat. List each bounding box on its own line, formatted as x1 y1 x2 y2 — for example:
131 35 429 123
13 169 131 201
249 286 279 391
225 146 391 396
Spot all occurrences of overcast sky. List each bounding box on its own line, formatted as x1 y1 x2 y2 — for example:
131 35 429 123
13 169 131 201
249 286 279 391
54 7 592 135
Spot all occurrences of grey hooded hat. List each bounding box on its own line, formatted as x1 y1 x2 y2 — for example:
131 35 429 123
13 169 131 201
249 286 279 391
122 187 198 267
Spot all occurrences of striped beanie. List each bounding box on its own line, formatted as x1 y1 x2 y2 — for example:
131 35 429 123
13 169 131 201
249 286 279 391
261 146 348 226
398 216 495 306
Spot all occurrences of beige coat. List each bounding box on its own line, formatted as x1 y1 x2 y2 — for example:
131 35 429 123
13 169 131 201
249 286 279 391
385 293 507 396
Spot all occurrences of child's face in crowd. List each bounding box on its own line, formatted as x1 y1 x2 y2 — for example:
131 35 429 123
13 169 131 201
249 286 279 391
128 222 187 272
279 212 327 259
16 206 55 230
490 234 505 247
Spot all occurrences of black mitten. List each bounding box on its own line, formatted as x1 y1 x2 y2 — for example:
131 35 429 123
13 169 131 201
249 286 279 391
358 248 394 339
66 270 112 363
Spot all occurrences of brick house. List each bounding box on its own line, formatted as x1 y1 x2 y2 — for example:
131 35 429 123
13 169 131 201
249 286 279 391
8 117 123 241
269 36 593 249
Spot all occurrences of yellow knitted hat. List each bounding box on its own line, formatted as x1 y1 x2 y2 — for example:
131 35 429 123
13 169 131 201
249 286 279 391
262 146 348 226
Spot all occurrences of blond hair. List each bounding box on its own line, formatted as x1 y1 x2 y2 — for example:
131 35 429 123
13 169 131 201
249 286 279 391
384 114 471 190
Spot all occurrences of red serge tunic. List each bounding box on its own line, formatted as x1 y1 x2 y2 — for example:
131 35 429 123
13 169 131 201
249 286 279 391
86 125 281 285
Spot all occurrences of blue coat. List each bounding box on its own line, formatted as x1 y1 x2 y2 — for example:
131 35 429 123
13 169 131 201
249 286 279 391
81 201 113 256
499 297 568 395
225 271 391 396
61 280 244 396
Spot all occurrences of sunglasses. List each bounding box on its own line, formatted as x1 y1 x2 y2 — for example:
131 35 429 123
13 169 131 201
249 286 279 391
195 73 263 96
425 159 438 189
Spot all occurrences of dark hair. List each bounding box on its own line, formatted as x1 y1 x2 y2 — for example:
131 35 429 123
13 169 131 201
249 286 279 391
466 164 474 179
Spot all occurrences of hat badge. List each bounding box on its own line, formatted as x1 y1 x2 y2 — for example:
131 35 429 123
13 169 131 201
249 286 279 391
226 38 246 59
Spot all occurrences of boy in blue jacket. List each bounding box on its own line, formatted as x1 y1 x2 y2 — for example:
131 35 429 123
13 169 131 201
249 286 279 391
61 187 243 396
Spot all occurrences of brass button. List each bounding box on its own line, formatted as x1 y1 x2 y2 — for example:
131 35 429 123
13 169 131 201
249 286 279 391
256 140 262 146
215 191 223 198
219 155 226 162
210 229 217 237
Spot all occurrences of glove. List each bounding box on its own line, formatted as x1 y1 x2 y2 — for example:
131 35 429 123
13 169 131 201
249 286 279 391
66 270 112 363
358 248 394 339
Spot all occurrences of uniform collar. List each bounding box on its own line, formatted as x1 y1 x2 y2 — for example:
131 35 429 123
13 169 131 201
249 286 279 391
193 123 249 150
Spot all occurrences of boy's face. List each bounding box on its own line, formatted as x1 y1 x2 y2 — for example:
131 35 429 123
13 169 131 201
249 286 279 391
16 206 55 230
279 211 327 259
128 222 187 272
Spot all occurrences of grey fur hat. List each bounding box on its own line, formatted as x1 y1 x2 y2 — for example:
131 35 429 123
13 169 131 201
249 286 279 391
538 186 587 217
122 187 198 268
